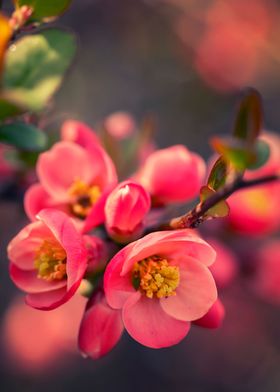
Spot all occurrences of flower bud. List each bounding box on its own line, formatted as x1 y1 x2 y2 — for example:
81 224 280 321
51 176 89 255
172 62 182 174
78 290 123 359
137 145 206 205
193 299 225 329
105 181 151 243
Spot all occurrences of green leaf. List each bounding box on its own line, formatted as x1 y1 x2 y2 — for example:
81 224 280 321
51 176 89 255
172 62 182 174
1 29 76 113
14 0 72 21
248 139 270 170
233 88 263 145
200 186 230 218
207 157 228 191
0 122 48 151
211 136 255 171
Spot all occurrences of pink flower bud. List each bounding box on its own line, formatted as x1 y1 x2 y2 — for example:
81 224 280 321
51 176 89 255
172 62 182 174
193 299 225 329
137 145 206 205
78 290 123 359
105 181 151 243
104 111 135 140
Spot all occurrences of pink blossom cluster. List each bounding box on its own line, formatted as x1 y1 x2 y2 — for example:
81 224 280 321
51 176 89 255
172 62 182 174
8 119 224 359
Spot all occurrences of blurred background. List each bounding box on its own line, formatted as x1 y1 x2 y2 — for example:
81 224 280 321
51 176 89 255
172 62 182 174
2 0 280 391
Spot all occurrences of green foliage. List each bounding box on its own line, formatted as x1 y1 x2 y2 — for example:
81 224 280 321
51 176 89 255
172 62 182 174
200 186 230 218
0 122 48 151
14 0 72 21
233 88 263 145
247 139 270 170
207 157 228 191
0 29 76 119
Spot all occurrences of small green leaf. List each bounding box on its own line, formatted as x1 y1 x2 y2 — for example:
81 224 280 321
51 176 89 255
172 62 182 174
248 139 270 170
207 157 228 191
233 88 263 145
14 0 72 21
200 186 230 218
211 136 255 171
0 122 48 151
1 29 76 113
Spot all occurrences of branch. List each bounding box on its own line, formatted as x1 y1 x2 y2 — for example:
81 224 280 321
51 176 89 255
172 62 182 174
164 173 280 230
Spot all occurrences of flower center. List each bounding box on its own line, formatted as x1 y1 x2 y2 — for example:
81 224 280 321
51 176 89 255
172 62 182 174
132 255 180 299
68 179 101 219
34 239 67 281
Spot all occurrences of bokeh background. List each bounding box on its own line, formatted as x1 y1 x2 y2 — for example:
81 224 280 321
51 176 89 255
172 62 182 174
2 0 280 391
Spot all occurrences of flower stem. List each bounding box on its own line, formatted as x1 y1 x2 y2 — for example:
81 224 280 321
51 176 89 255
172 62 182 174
161 174 280 230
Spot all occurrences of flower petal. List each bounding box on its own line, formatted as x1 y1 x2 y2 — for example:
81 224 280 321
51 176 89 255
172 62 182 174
160 256 217 321
193 299 225 329
122 292 190 348
10 263 66 293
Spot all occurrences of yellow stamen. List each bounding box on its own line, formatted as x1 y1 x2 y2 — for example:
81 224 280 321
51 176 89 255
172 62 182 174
34 239 67 281
68 179 101 219
132 255 180 299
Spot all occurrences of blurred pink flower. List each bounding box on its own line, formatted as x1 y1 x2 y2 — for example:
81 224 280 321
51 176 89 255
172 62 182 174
24 140 117 233
137 145 206 205
207 238 238 289
78 289 124 359
2 294 86 373
8 209 88 310
105 180 151 243
104 230 217 348
250 240 280 304
193 0 276 91
228 132 280 235
104 111 135 140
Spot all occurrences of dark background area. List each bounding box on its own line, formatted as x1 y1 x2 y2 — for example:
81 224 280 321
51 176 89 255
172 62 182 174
1 0 280 391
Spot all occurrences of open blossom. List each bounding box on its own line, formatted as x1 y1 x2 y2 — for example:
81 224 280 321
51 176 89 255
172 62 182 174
104 230 217 348
137 145 206 205
227 132 280 235
105 181 151 243
24 139 117 233
8 209 88 310
78 289 124 359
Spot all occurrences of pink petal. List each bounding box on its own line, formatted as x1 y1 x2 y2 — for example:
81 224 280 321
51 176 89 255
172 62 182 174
160 256 217 321
26 287 68 310
7 221 52 271
61 120 101 149
104 243 136 309
37 142 99 201
193 299 225 329
78 291 124 359
122 292 190 348
24 183 67 221
10 263 66 293
37 209 88 292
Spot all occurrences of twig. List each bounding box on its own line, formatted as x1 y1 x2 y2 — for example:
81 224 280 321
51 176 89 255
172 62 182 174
158 174 280 231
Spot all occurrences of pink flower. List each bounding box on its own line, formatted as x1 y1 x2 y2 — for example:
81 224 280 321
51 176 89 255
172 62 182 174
207 238 238 289
250 240 280 304
137 145 206 205
78 289 124 359
61 120 101 150
104 230 217 348
8 209 88 310
105 180 151 243
2 294 86 373
228 132 280 235
193 299 225 329
24 140 117 233
104 111 135 140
